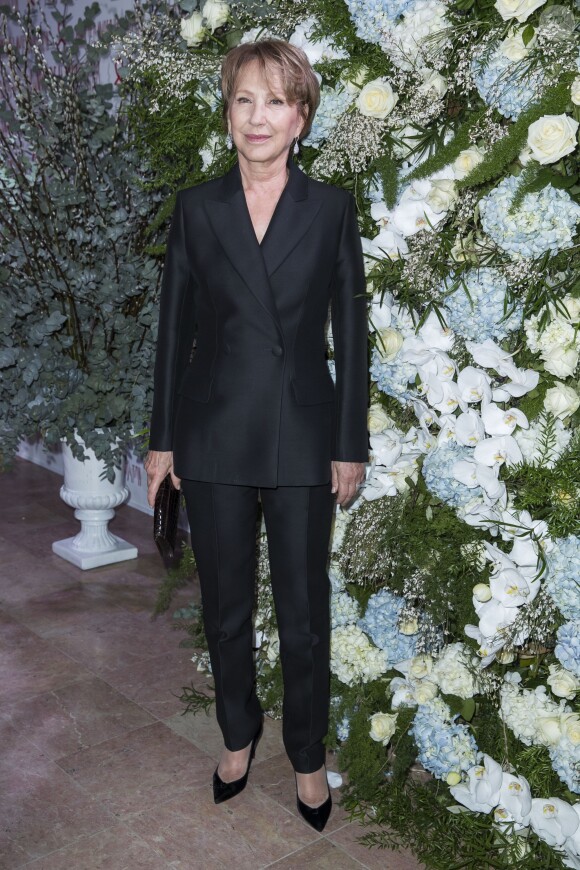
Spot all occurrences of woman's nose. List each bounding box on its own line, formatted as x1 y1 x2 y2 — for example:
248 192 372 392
249 101 267 124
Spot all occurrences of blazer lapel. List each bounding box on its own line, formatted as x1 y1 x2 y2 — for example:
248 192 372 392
203 155 322 334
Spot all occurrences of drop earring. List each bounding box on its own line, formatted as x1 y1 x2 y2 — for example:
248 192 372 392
293 135 299 155
226 131 233 150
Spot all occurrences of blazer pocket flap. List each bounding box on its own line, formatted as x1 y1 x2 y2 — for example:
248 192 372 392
291 373 335 405
177 365 213 403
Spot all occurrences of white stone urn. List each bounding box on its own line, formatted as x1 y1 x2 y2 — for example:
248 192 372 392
52 429 138 569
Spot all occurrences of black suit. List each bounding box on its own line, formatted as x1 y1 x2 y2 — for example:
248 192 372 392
149 152 369 772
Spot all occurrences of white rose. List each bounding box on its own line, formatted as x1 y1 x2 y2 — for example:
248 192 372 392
180 11 206 46
562 713 580 745
543 345 579 379
426 179 457 213
494 0 547 23
357 78 398 119
572 77 580 107
202 0 230 31
560 294 580 322
409 654 433 680
453 146 486 180
537 714 563 746
519 145 534 165
414 679 438 704
419 68 448 97
527 114 579 165
500 27 535 60
544 382 580 420
368 403 393 434
377 327 404 362
369 711 398 745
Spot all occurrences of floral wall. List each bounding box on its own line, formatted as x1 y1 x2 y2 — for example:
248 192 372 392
112 0 580 866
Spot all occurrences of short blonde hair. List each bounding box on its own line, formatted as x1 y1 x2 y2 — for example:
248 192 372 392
220 39 320 143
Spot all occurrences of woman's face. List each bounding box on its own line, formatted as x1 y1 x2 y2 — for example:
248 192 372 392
228 60 305 165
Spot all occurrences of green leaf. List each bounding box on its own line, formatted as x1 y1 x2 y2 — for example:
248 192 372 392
461 698 476 722
522 24 534 46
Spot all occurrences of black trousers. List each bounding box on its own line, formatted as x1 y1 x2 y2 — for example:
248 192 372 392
180 478 336 773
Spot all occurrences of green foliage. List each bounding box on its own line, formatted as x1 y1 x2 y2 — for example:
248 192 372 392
337 681 394 801
347 777 567 869
0 1 165 477
457 77 576 190
337 487 488 638
504 427 580 537
369 152 399 209
178 682 216 716
408 110 487 181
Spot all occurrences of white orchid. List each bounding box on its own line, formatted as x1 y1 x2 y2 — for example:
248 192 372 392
455 409 486 446
418 310 455 351
494 773 533 829
457 366 493 404
370 228 409 260
481 402 528 436
370 430 404 467
530 798 580 848
369 294 393 331
473 435 523 467
465 339 517 375
494 370 541 402
450 754 503 813
421 375 464 414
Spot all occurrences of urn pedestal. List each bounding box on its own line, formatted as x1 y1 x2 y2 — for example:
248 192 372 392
52 433 138 570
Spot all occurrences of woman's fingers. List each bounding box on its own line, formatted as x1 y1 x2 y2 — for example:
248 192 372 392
331 461 366 506
144 450 173 507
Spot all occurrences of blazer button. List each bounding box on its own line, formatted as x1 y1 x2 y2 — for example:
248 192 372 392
271 345 283 357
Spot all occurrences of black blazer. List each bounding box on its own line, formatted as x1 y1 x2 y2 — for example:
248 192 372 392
149 153 369 487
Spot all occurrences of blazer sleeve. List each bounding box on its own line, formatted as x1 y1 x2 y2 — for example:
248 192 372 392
148 191 197 452
330 192 369 463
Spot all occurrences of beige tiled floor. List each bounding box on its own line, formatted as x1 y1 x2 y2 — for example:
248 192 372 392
0 459 424 869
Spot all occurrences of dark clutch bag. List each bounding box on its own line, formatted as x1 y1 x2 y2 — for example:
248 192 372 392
153 473 181 560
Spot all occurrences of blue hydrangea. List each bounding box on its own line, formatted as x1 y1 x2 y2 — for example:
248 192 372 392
344 0 414 44
440 268 523 342
480 176 580 260
471 51 545 120
357 588 418 668
545 536 580 622
422 444 483 508
410 698 479 780
370 349 417 404
549 738 580 794
555 622 580 678
301 85 353 148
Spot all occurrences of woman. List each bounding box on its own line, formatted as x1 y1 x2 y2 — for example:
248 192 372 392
145 39 368 832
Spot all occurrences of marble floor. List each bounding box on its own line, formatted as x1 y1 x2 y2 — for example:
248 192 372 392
0 459 424 870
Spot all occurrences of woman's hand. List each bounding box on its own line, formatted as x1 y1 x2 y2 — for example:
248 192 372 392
144 450 181 508
331 460 366 506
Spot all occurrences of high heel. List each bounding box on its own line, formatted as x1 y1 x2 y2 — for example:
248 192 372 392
295 768 332 832
212 720 264 804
